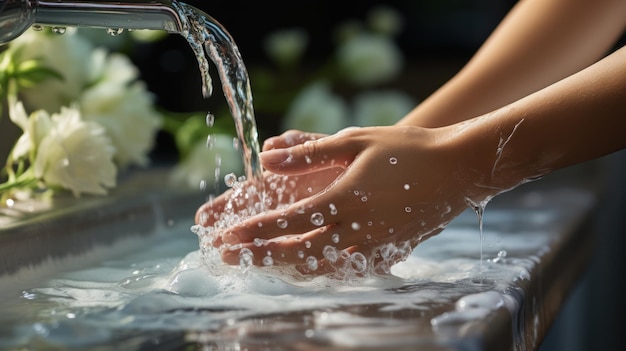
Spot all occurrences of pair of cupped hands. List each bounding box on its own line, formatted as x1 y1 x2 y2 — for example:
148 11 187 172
195 125 482 275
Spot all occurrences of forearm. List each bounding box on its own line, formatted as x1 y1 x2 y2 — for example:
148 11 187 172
400 0 626 128
455 45 626 201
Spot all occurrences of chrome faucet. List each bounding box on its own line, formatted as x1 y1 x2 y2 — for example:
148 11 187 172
0 0 184 45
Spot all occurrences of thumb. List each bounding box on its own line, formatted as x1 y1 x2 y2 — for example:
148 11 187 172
260 134 357 175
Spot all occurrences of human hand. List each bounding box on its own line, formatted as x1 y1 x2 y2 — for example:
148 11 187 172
195 130 342 241
207 125 481 277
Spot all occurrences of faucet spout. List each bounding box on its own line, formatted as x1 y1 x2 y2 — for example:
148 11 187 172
35 0 184 33
0 0 184 45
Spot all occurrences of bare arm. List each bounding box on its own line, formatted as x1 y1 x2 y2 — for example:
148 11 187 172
454 44 626 200
399 0 626 128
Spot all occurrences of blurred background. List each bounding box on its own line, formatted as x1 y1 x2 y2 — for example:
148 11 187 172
136 0 518 162
120 1 626 350
134 2 625 350
2 0 624 349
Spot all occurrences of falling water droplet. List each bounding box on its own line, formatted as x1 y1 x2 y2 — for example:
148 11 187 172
106 28 124 36
232 137 240 151
206 134 214 149
310 212 324 226
305 155 312 164
206 112 215 127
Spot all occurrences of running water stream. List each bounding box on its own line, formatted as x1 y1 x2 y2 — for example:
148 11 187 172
171 1 263 184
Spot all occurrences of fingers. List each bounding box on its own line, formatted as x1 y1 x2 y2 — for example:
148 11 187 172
261 132 358 175
220 224 368 275
195 193 226 226
262 130 328 151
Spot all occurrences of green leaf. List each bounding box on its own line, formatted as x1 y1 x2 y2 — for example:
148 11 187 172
15 60 64 88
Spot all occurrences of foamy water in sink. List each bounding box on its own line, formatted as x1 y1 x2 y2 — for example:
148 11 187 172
0 205 557 350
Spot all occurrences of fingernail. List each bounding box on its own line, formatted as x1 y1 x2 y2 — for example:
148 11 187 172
260 149 290 165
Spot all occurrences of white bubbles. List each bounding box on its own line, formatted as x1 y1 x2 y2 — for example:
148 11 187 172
310 212 324 226
405 207 412 213
350 252 367 273
351 222 361 231
306 256 319 271
224 173 237 188
403 184 410 190
276 218 288 229
322 245 338 263
389 157 398 165
239 248 254 271
297 250 305 259
331 233 340 244
262 256 274 266
305 241 312 249
492 250 507 263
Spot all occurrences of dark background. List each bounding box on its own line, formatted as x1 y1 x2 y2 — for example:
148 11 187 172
134 0 517 149
127 2 625 351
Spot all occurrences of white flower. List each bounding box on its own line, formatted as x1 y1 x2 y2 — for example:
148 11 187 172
89 49 139 85
79 51 162 169
263 28 308 67
336 33 403 86
33 105 117 196
9 28 94 112
171 135 243 190
80 80 162 169
282 82 350 134
8 97 51 160
353 90 416 127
